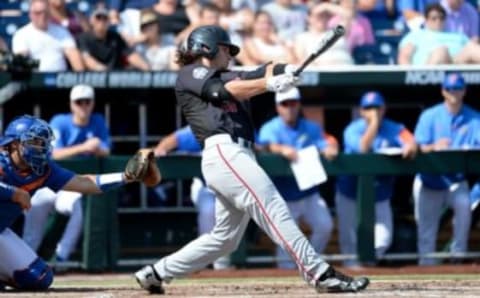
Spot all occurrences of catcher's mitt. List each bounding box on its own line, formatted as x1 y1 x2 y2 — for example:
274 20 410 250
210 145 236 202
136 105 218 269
125 148 162 187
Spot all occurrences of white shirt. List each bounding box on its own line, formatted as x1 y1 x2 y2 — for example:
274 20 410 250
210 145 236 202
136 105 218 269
12 22 76 72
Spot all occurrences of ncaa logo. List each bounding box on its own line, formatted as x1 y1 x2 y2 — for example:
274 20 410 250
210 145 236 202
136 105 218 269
193 67 209 80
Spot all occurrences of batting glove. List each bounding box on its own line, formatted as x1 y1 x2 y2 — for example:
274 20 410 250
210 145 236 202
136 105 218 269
266 73 300 93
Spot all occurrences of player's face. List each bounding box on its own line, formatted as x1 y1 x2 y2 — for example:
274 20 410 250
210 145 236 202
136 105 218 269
71 98 94 120
211 45 232 68
442 88 465 105
276 100 300 125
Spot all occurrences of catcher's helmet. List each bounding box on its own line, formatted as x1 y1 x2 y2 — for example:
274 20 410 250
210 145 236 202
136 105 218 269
0 115 53 175
187 25 240 59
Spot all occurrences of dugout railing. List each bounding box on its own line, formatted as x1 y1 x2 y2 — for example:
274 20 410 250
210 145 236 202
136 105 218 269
55 151 480 271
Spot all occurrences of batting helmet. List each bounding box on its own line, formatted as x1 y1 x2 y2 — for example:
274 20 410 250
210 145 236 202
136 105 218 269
187 25 240 59
0 115 53 175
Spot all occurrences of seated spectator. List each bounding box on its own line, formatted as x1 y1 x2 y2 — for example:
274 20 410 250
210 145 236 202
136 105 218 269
398 3 480 65
261 0 308 44
244 11 295 65
12 0 84 72
335 91 417 267
77 7 150 71
396 0 436 31
211 0 255 37
153 0 198 35
329 0 375 51
48 0 90 36
108 0 157 46
413 73 478 265
357 0 396 21
23 84 111 265
135 10 178 70
175 3 222 45
293 2 353 66
258 87 335 269
441 0 478 42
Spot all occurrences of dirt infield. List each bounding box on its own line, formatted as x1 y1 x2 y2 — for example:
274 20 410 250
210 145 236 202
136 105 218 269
1 265 480 297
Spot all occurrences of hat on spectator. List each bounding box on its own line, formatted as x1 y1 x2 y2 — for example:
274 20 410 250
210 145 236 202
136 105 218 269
360 91 385 108
275 87 301 104
140 10 158 28
91 7 109 18
70 84 95 102
442 72 466 90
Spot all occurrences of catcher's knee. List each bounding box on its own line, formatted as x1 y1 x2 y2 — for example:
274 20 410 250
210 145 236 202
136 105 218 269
13 258 53 290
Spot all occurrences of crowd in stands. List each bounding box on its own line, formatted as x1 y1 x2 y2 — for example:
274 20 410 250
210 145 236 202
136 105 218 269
1 0 480 71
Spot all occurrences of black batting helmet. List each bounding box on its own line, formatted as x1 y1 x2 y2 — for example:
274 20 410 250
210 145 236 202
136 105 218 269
187 25 240 59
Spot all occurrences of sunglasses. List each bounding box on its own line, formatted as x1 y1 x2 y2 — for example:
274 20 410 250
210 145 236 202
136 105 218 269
95 15 109 21
74 99 93 106
280 100 299 107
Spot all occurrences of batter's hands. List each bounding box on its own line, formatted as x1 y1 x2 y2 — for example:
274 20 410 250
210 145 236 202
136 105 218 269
266 73 300 93
12 187 31 210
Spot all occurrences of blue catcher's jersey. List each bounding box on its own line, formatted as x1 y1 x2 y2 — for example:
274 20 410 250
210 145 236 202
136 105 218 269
0 152 75 231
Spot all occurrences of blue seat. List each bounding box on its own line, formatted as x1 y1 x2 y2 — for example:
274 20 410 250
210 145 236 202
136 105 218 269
0 0 22 10
353 43 397 65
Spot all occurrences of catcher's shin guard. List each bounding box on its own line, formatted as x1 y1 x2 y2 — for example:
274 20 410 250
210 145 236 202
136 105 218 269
316 266 369 293
135 265 164 294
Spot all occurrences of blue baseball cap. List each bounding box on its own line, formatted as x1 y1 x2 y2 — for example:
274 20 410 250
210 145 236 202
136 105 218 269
360 91 385 108
442 73 466 90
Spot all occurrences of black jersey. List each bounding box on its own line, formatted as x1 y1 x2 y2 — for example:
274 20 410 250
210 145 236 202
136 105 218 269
175 63 265 147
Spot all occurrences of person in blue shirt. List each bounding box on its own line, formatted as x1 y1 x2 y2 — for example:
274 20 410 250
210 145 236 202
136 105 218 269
23 84 111 264
336 91 417 267
0 114 149 291
258 87 337 269
153 125 231 270
413 72 479 265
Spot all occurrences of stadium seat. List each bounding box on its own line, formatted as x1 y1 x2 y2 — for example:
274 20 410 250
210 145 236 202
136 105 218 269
352 43 397 65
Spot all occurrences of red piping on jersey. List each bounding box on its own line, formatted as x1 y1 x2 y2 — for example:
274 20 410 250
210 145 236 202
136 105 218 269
215 144 315 283
19 168 51 192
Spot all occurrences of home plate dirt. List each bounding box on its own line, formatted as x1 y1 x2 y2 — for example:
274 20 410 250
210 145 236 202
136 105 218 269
1 265 480 297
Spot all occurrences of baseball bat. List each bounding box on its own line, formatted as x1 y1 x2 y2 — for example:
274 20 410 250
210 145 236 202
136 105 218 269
293 25 345 76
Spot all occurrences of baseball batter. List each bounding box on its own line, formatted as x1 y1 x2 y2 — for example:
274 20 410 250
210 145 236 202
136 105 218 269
135 25 369 294
413 73 479 265
0 115 158 290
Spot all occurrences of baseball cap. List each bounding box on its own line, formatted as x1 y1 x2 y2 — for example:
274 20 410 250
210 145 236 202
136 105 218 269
140 10 158 28
275 87 301 104
70 84 95 102
91 7 109 18
442 72 466 90
360 91 385 108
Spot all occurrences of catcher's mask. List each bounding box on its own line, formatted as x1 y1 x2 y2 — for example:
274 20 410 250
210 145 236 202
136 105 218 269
187 25 240 60
0 115 53 175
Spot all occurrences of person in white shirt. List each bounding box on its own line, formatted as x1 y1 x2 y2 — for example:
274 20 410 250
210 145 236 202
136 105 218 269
12 0 84 72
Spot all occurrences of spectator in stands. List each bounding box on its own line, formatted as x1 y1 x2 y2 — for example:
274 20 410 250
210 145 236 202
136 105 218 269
244 11 295 65
293 1 353 66
175 3 222 45
210 0 255 37
357 0 396 21
48 0 90 36
23 84 111 265
12 0 84 72
153 0 199 35
335 91 417 267
396 0 436 31
413 73 478 265
261 0 308 44
135 10 178 70
441 0 479 42
153 126 231 270
77 7 150 71
329 0 375 51
258 87 336 269
108 0 157 46
398 3 480 65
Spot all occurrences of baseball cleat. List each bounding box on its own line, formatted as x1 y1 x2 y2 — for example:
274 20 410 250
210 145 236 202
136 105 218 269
316 266 370 293
135 265 164 294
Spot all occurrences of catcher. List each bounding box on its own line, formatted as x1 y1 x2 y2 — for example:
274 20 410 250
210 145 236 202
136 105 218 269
0 115 160 291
